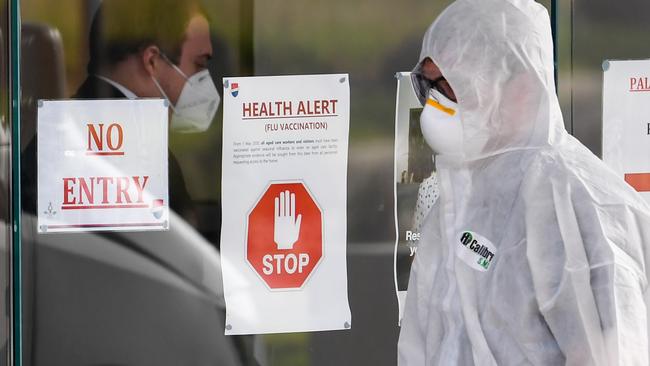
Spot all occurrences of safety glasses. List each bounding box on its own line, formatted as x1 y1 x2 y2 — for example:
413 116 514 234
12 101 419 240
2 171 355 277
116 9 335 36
411 66 456 106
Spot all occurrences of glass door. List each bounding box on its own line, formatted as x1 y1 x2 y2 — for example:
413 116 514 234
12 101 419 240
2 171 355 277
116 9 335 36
13 1 556 365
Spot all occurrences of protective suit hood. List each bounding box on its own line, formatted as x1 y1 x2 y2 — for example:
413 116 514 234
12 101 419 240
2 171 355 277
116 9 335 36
414 0 566 161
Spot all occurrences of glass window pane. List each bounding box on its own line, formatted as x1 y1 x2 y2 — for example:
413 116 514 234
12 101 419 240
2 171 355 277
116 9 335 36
20 1 239 364
1 0 11 363
570 0 650 156
18 1 554 365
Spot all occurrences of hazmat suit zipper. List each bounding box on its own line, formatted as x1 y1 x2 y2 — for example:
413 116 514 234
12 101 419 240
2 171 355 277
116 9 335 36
436 166 463 364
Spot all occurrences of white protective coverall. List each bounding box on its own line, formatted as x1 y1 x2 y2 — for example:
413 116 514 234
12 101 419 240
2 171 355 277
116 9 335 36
398 0 650 365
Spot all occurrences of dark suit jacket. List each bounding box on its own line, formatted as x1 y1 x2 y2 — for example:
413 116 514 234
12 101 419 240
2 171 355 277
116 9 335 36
22 76 194 219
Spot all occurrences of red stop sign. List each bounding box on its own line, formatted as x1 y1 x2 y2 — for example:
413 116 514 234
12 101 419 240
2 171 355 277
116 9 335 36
247 182 323 289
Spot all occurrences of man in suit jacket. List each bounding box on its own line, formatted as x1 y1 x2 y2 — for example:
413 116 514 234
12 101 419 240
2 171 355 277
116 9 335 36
23 0 218 223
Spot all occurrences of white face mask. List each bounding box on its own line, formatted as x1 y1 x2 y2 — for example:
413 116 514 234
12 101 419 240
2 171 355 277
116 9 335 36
152 62 220 133
420 88 463 156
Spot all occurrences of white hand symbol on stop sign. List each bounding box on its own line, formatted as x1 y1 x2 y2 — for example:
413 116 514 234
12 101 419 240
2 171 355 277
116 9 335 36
274 190 302 249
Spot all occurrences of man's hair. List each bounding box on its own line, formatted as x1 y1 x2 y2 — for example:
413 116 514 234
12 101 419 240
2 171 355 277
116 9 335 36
87 0 205 73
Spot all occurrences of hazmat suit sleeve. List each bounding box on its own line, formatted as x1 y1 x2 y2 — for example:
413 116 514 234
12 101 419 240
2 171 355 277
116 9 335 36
524 154 650 366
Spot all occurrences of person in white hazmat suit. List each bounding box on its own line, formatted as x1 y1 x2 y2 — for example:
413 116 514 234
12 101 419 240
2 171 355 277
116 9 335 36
398 0 650 365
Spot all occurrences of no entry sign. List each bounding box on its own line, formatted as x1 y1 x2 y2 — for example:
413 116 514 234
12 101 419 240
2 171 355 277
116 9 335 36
247 182 322 289
37 99 169 233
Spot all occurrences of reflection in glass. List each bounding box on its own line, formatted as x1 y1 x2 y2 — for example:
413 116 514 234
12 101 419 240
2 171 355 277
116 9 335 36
20 1 242 365
1 0 11 363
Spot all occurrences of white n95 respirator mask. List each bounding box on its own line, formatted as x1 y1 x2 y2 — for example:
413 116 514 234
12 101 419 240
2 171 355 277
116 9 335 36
153 65 221 133
420 88 463 156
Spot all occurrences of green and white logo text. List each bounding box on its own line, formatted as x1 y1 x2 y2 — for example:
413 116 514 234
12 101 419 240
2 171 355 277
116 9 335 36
459 231 495 270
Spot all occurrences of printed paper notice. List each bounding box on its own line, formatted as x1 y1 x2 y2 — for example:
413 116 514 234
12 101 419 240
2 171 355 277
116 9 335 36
393 72 439 324
37 99 169 233
221 74 351 335
603 60 650 203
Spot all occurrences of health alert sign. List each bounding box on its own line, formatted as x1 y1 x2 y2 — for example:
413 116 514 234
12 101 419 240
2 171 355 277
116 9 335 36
603 60 650 203
221 74 351 335
37 99 169 233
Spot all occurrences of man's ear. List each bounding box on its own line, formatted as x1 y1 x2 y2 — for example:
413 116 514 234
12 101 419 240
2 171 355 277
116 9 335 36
141 45 161 77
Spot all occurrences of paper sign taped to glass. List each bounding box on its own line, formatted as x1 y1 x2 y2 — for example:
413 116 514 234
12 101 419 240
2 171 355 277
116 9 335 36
37 99 169 233
603 60 650 203
220 74 351 335
393 72 440 324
